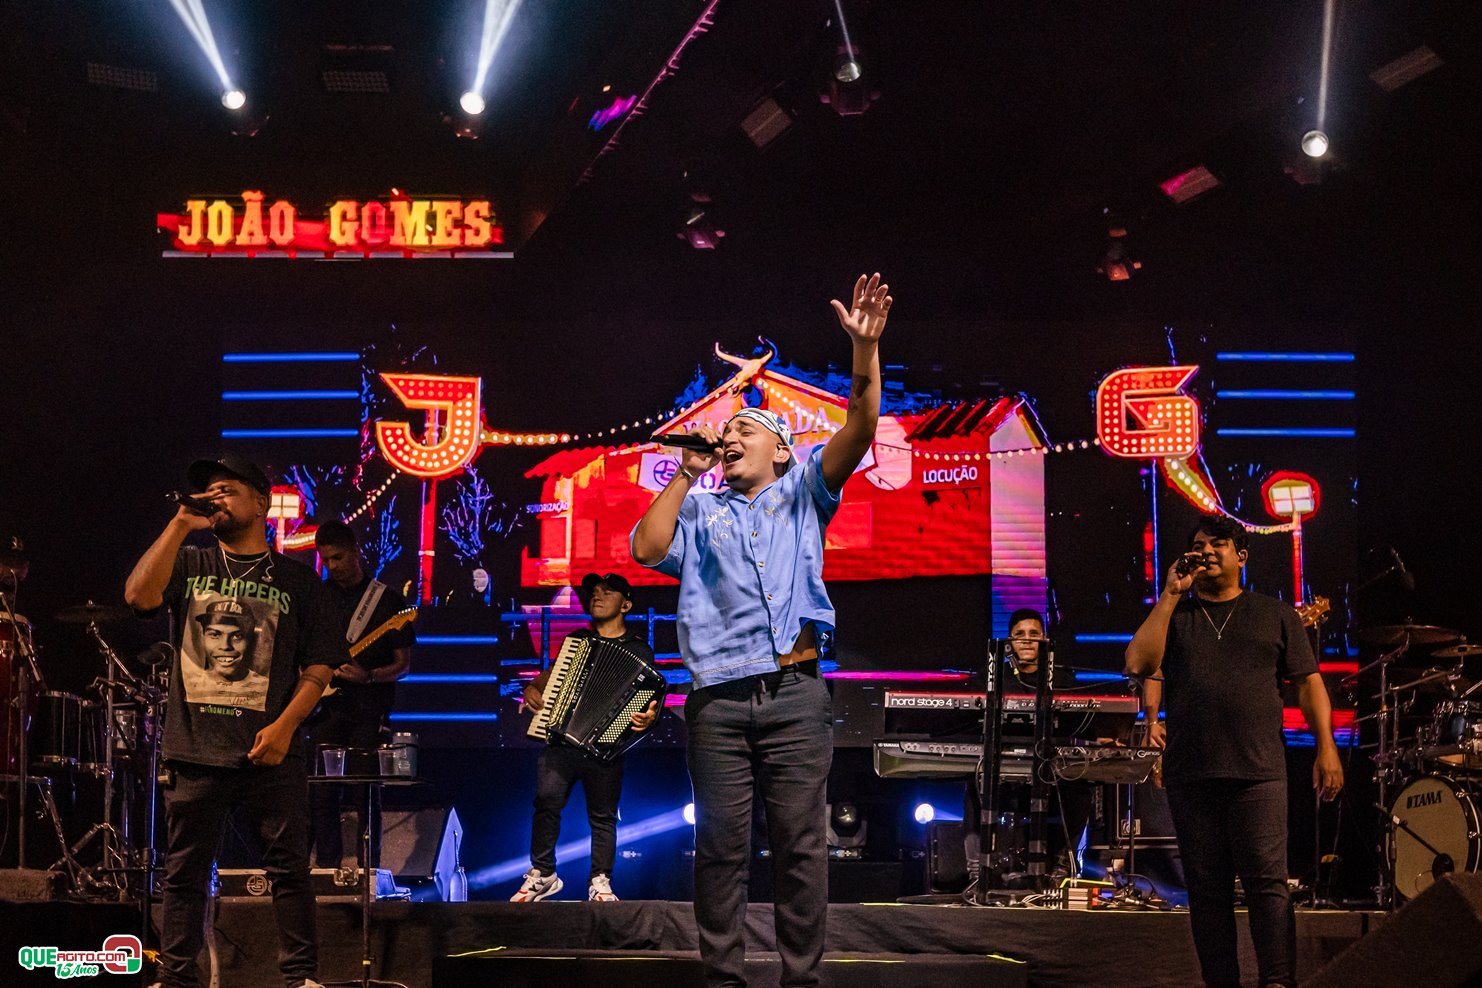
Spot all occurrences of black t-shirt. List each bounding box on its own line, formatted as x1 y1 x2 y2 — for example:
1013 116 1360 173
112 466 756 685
1161 590 1318 785
324 577 416 716
154 546 346 768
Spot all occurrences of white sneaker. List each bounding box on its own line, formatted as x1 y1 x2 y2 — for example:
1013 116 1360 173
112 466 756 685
588 873 619 902
510 867 563 902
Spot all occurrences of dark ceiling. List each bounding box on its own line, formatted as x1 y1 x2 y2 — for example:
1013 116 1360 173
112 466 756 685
1 1 1478 323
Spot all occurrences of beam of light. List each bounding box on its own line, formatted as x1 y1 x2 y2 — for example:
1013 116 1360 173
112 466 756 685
1316 0 1335 131
166 0 237 95
468 807 691 889
832 0 858 77
470 0 523 97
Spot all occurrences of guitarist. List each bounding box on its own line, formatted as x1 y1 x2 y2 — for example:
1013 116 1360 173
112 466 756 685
308 520 416 869
1126 514 1342 988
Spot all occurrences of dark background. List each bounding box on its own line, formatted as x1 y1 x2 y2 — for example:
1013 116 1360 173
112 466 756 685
1 1 1478 899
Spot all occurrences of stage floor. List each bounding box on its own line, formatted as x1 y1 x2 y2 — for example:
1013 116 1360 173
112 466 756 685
2 898 1380 987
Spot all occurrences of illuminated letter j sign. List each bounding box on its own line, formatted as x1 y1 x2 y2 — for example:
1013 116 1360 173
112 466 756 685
375 373 484 478
1095 365 1201 459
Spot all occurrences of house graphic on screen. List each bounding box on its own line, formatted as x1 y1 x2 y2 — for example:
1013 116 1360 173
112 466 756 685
520 353 1047 635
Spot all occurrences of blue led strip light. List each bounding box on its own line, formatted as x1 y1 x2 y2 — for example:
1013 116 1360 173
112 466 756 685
1214 352 1355 362
401 674 500 684
416 636 502 646
1215 390 1355 400
387 712 499 722
222 352 359 363
220 428 359 438
222 390 360 401
1215 428 1355 438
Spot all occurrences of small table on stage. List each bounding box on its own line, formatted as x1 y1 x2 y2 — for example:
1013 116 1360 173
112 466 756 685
308 774 426 988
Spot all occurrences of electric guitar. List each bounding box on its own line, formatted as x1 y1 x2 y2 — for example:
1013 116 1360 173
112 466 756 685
1297 596 1330 628
321 607 418 697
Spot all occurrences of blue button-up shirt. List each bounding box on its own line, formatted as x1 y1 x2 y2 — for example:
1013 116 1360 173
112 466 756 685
632 447 842 690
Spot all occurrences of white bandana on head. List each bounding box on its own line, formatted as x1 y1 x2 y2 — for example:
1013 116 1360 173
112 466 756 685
727 408 793 448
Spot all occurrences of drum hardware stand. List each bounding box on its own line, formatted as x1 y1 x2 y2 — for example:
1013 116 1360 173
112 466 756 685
55 621 139 896
1379 802 1457 892
2 589 47 869
974 638 1011 903
974 638 1057 904
1346 639 1407 909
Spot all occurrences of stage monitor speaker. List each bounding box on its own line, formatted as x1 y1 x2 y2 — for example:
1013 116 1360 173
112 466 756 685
1307 873 1482 988
928 821 968 892
381 806 465 902
1108 779 1177 845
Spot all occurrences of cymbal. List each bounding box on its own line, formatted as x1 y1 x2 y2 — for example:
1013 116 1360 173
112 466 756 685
1355 624 1460 648
1433 643 1482 660
54 602 132 625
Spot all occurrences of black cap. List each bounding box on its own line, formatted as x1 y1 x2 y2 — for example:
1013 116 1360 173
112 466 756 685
188 456 272 496
580 572 633 598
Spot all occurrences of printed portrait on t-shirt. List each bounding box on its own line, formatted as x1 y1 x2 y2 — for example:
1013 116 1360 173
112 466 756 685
180 596 276 710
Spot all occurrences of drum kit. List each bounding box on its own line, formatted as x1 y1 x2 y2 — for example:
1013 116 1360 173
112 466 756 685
1355 623 1482 905
2 599 167 901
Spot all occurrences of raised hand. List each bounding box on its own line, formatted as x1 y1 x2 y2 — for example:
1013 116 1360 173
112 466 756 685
829 272 892 345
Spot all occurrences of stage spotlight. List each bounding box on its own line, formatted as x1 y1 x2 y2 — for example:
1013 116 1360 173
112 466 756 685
683 802 696 826
913 803 936 825
221 88 246 110
1301 129 1329 158
459 90 485 116
834 52 861 83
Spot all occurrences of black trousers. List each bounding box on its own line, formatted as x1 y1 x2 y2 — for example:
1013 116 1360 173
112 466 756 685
1166 778 1295 988
530 743 626 879
685 663 833 988
306 696 385 867
160 758 316 988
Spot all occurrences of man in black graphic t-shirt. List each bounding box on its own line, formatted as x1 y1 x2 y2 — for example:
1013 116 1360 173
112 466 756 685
127 456 343 988
1126 515 1343 988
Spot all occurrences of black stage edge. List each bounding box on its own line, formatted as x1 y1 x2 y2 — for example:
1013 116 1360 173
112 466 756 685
2 899 1378 987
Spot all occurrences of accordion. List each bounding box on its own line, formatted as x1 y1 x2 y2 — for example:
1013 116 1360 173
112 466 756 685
527 635 668 761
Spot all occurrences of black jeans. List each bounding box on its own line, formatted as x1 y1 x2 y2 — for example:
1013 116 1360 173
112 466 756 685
1166 778 1295 988
307 697 385 867
685 662 833 988
531 743 626 879
160 758 317 988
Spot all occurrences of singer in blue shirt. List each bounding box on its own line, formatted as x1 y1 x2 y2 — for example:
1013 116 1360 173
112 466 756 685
632 273 893 988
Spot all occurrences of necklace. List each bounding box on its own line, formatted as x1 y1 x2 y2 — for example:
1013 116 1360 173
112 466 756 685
220 546 272 583
1197 595 1241 641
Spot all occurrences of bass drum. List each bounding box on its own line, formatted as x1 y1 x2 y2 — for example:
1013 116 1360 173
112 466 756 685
1388 774 1482 900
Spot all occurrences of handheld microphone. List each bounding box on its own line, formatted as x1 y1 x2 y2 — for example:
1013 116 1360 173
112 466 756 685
650 433 721 452
167 491 221 517
1174 552 1208 577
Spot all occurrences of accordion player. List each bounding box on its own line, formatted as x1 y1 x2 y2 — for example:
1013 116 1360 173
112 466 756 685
527 632 668 761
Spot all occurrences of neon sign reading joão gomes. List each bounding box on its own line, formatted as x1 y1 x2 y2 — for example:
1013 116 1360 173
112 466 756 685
157 191 503 257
